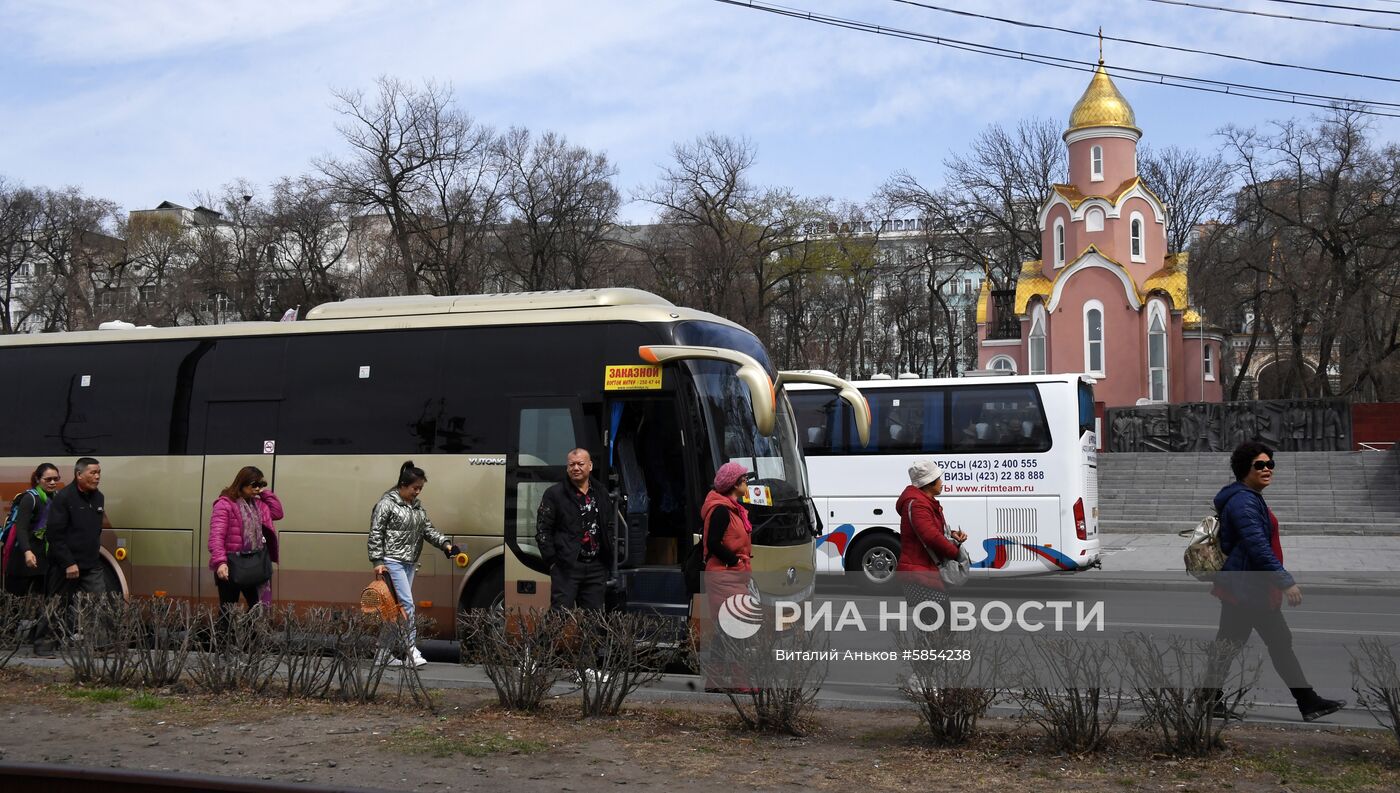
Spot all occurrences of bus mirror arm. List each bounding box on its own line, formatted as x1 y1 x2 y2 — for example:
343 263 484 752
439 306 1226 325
775 370 872 447
638 345 776 436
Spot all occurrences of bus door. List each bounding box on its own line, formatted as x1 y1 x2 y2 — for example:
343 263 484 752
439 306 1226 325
504 398 591 612
197 400 280 605
606 396 696 619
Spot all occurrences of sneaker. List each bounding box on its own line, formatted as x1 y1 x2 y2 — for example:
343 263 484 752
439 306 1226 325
408 648 428 669
583 668 610 685
375 652 403 668
1301 698 1346 722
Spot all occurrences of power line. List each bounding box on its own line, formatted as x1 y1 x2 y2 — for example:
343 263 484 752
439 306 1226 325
885 0 1400 84
1139 0 1400 31
1259 0 1400 14
711 0 1400 117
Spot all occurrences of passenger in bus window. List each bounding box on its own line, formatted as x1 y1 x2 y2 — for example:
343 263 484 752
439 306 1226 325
208 467 282 621
43 457 108 646
535 448 614 611
369 461 461 668
894 460 967 619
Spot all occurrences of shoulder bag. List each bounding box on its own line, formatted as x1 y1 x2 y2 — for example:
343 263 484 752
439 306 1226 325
904 500 971 587
228 545 272 589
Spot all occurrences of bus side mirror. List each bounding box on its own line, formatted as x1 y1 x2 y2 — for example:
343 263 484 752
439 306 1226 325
639 345 776 436
775 370 871 447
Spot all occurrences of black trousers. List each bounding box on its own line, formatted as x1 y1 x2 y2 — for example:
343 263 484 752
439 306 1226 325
1210 599 1314 701
39 565 109 643
550 559 607 610
4 573 45 597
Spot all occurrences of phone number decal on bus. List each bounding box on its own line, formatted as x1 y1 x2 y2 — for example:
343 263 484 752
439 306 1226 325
604 365 663 390
938 457 1045 488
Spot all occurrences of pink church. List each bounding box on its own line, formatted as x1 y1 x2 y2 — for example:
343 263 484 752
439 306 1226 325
976 61 1225 408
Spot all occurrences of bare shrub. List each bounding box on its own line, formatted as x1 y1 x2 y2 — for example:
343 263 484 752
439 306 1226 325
187 606 278 694
1120 633 1259 757
50 593 141 686
132 598 195 688
459 608 570 711
895 629 1007 745
0 593 41 669
561 608 676 718
1350 637 1400 747
706 624 829 735
273 606 339 699
1012 637 1123 754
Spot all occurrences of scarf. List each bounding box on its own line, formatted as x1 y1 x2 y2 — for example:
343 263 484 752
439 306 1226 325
726 495 753 534
238 498 264 551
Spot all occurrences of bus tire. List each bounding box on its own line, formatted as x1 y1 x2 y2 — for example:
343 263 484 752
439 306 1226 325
463 562 504 614
847 532 900 587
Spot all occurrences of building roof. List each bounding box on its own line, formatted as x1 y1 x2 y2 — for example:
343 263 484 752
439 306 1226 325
1050 176 1151 210
1142 252 1191 309
1014 260 1054 315
1067 62 1140 134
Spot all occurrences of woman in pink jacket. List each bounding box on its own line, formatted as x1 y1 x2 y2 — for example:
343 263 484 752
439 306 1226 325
208 466 283 614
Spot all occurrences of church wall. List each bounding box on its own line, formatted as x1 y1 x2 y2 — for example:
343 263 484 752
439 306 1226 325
1068 135 1137 190
1051 265 1145 407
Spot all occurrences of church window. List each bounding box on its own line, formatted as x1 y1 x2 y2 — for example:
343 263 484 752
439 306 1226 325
1091 145 1104 181
1148 301 1168 401
1130 212 1145 262
1084 301 1104 376
1054 219 1066 266
1204 345 1215 381
1029 305 1047 375
1086 208 1104 233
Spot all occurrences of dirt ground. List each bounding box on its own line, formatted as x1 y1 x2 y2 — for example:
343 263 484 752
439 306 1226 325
0 666 1396 792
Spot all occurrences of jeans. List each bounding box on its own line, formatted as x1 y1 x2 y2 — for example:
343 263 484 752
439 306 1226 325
383 559 418 649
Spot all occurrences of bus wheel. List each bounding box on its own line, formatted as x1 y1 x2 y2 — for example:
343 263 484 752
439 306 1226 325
848 533 900 587
463 562 504 615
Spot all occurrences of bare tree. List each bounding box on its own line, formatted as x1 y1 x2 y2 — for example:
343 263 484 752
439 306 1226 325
264 175 352 310
1138 144 1233 254
319 77 504 296
0 178 42 333
496 128 621 291
15 187 122 332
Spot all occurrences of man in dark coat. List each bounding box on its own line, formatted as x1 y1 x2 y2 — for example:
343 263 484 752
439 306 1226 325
535 448 614 610
37 457 108 654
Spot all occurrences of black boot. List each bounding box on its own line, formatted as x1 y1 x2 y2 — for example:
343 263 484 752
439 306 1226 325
1294 689 1346 722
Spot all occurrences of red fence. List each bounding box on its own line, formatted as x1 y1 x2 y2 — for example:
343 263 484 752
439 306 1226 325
1353 403 1400 450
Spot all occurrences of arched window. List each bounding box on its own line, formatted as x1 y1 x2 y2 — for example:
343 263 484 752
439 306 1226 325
1084 300 1105 376
1086 208 1104 233
989 355 1016 373
1148 301 1168 401
1130 211 1145 262
1029 304 1048 375
1054 219 1066 266
1091 145 1104 181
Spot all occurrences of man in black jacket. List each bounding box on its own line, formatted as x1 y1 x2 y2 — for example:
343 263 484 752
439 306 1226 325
535 448 613 610
43 458 109 636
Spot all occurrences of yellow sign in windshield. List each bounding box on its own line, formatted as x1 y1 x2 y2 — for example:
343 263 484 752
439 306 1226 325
605 365 663 390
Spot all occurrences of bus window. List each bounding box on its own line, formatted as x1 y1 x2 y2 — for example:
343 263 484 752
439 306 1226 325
949 385 1051 453
856 388 945 454
1078 379 1096 438
790 392 843 455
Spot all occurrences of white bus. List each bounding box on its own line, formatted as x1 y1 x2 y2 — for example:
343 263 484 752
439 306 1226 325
787 373 1101 584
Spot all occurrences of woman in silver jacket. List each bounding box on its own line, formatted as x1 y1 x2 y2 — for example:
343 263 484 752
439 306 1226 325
368 461 459 668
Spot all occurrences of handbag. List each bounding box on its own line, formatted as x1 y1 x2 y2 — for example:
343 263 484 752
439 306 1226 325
1180 515 1225 581
904 500 970 587
228 545 272 589
361 573 404 622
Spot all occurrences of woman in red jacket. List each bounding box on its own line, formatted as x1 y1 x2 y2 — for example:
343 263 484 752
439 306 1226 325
895 459 967 617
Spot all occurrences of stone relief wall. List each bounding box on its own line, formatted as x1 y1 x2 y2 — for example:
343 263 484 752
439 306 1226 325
1105 399 1351 452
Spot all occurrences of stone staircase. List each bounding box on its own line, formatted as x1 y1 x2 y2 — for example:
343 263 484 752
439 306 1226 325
1097 451 1400 534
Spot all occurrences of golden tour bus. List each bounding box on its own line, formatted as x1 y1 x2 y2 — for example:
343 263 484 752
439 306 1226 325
0 289 869 634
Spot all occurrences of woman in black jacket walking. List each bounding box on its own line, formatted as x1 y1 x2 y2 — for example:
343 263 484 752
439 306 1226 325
3 463 62 596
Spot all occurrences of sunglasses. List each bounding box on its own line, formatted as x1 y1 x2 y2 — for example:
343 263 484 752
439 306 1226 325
40 476 61 483
1252 460 1276 471
251 481 268 488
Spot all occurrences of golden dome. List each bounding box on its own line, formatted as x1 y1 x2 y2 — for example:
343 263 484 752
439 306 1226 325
1067 62 1139 134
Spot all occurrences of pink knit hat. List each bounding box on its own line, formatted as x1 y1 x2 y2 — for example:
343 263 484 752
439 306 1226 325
713 462 750 493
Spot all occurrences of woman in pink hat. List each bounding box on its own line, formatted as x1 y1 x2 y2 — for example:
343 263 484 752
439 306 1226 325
702 462 753 575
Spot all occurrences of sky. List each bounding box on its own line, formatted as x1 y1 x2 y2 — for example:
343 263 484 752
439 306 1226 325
2 0 1399 223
